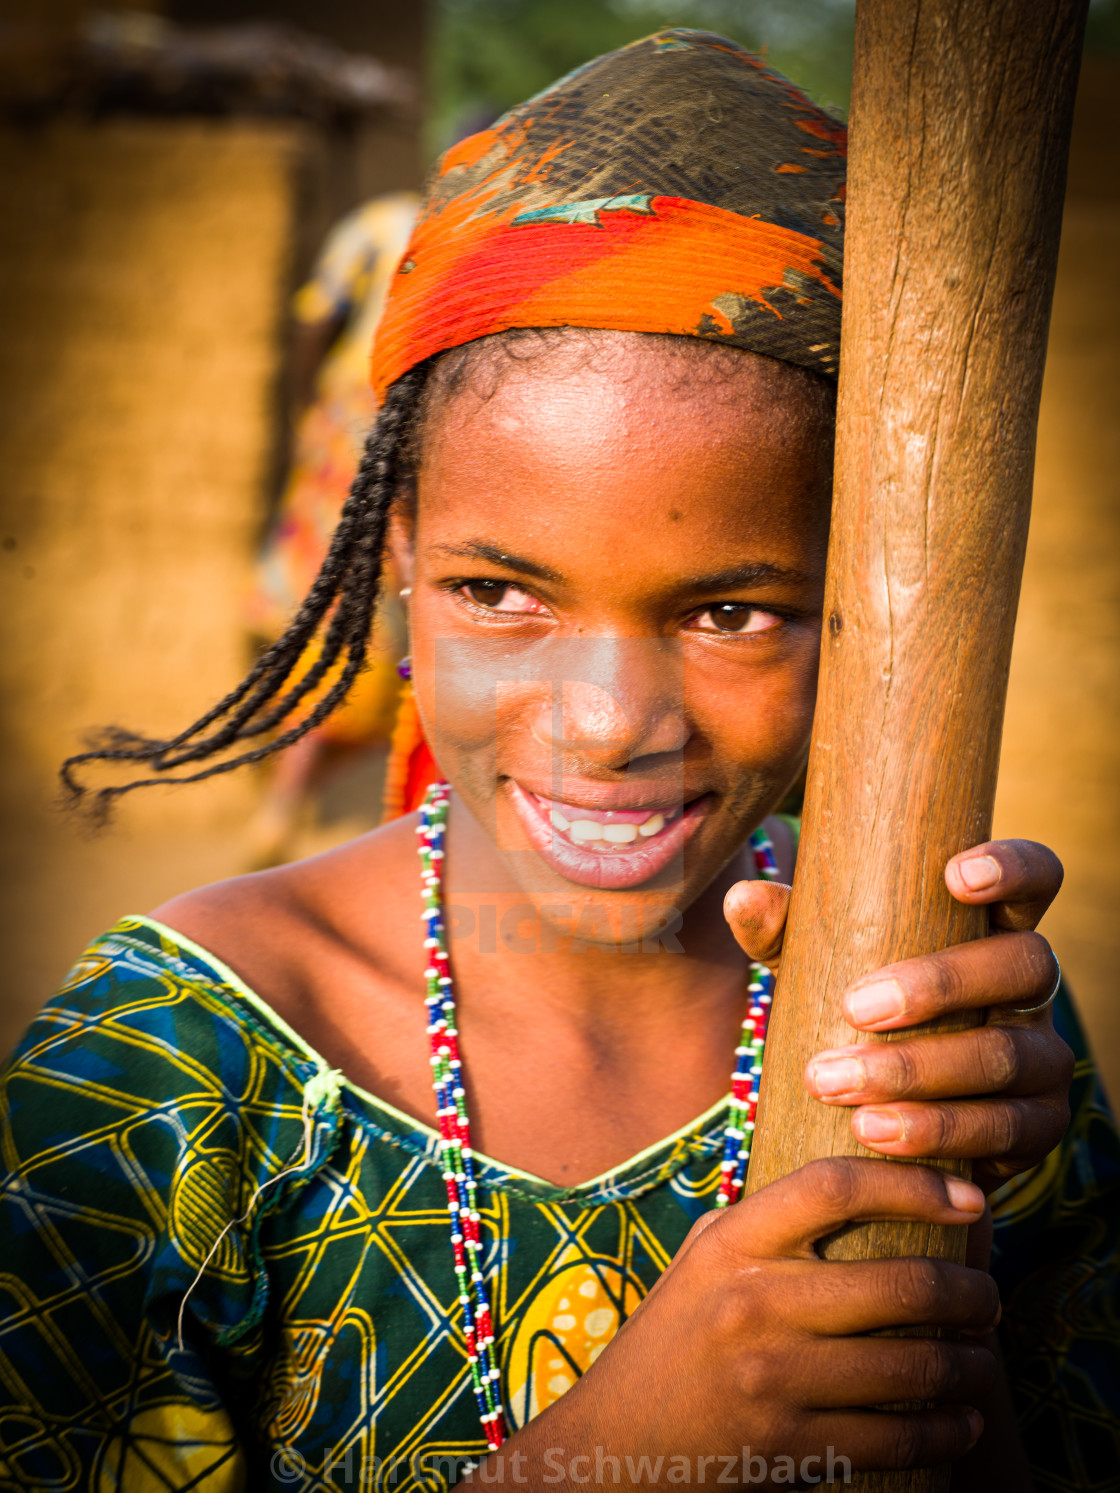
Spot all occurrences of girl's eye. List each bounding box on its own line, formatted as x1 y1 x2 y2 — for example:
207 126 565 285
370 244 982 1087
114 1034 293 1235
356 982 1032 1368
460 580 545 614
690 604 782 635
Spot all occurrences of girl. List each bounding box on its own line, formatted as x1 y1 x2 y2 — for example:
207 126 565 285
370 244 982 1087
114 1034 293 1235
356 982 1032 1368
3 31 1116 1492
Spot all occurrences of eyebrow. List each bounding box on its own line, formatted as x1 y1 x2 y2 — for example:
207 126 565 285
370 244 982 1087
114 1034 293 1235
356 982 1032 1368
430 540 562 583
673 562 817 593
430 542 814 594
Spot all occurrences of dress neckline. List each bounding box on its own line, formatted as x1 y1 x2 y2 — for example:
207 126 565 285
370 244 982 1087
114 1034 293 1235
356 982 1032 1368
105 915 734 1202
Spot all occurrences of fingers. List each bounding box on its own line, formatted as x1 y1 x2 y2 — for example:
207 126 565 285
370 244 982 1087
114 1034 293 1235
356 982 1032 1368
786 1336 996 1410
965 1205 994 1272
806 1406 983 1472
848 1096 1071 1172
764 1255 1000 1338
839 929 1059 1032
804 1023 1072 1172
945 838 1063 931
731 1157 984 1258
723 877 789 969
806 1024 1069 1104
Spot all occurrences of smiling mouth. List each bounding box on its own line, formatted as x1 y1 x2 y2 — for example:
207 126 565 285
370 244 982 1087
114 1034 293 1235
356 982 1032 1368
530 793 683 851
506 781 708 890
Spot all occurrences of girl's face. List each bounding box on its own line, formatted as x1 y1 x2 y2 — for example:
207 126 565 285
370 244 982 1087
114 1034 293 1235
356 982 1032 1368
401 333 832 939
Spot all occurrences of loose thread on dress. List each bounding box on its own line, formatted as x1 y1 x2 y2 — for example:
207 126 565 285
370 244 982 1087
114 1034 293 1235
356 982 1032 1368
176 1079 323 1353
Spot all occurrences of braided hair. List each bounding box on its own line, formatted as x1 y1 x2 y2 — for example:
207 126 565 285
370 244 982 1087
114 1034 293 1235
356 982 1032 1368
60 360 433 824
60 329 834 823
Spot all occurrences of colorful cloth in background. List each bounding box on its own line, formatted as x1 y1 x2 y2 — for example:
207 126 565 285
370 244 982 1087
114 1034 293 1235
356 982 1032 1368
381 682 441 822
1 920 1117 1490
250 192 417 746
370 29 846 400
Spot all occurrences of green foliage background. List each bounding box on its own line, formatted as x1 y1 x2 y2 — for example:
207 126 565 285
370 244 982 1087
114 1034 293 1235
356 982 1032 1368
428 0 855 152
429 0 1120 156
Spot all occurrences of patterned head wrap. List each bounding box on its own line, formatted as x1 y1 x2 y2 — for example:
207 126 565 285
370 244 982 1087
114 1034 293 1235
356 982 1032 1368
370 29 846 399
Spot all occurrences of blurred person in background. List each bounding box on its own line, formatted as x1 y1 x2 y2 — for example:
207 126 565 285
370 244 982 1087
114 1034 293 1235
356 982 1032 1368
244 191 418 866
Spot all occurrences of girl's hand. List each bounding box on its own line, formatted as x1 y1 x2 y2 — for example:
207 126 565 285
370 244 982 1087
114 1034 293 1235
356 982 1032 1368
726 837 1073 1193
472 1160 998 1486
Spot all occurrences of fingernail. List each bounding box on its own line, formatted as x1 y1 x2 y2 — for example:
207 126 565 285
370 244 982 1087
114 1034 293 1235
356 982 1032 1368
945 1176 986 1215
809 1056 865 1096
846 978 906 1026
955 854 1001 891
965 1408 984 1450
855 1109 902 1142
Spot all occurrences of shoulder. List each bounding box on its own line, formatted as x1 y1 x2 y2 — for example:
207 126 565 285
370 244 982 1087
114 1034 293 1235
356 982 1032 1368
10 915 242 1046
356 190 420 238
2 916 309 1106
296 193 419 319
152 812 420 966
1 916 348 1368
0 917 330 1225
151 860 308 976
149 814 424 1048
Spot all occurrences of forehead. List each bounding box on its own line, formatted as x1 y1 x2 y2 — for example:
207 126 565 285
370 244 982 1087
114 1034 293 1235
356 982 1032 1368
414 337 833 578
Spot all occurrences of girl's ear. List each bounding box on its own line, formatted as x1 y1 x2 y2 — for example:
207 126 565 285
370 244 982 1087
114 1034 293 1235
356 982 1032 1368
387 507 415 588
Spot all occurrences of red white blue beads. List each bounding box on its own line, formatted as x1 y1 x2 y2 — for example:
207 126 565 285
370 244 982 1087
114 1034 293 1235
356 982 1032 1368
417 783 780 1447
418 784 507 1449
716 825 779 1209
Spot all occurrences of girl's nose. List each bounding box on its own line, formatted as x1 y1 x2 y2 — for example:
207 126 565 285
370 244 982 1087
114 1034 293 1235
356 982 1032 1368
529 638 687 769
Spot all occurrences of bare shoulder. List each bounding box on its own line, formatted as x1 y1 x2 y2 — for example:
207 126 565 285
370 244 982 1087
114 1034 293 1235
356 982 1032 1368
150 812 423 1022
151 861 304 976
150 811 435 1111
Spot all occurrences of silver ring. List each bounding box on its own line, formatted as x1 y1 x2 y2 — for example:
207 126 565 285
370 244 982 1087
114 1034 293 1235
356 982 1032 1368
1008 955 1061 1015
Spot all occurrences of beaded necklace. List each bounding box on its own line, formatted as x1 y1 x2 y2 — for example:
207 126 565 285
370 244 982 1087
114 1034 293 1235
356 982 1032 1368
417 782 778 1451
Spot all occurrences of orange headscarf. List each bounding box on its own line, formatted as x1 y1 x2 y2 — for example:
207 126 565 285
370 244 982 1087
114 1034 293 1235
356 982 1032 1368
372 28 845 403
378 29 846 818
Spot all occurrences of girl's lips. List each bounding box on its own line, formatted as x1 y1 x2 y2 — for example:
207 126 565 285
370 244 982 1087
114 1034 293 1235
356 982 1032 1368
528 793 679 828
507 781 708 890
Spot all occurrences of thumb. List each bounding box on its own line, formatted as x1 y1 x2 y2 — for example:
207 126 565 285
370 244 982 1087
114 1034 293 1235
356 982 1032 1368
653 1206 727 1289
723 877 790 972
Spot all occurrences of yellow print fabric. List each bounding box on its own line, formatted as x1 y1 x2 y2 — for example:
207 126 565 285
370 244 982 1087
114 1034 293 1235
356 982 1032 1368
1 918 1117 1490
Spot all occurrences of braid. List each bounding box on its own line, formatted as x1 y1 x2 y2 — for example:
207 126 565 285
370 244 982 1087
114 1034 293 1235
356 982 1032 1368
60 362 431 824
60 328 825 825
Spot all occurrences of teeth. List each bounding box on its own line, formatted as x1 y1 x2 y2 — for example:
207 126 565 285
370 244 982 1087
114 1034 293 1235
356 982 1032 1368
541 798 679 846
569 820 604 841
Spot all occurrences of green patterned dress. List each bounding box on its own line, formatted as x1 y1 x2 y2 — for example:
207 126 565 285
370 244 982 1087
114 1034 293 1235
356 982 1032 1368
1 917 1117 1490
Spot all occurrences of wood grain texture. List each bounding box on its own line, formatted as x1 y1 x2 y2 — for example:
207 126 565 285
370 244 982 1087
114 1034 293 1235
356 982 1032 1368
745 1 1086 1487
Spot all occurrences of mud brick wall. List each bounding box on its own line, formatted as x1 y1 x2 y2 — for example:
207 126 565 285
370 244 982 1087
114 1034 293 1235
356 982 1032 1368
0 118 307 828
994 60 1120 1102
